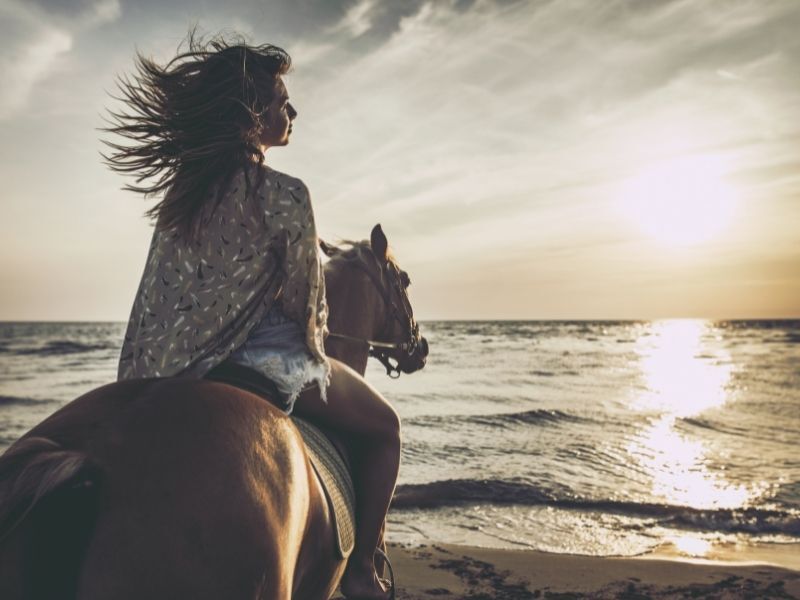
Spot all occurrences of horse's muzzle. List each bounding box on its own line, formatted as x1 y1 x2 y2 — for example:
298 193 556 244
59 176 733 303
398 335 428 373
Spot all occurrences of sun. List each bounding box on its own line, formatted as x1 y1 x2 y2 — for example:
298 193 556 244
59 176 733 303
618 155 739 246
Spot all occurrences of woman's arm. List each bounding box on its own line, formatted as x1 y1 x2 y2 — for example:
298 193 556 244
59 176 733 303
272 178 329 360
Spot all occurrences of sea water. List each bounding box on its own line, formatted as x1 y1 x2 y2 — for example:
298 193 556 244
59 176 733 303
1 319 798 559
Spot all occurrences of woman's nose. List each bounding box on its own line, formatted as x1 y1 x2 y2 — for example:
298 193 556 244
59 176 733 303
288 103 297 120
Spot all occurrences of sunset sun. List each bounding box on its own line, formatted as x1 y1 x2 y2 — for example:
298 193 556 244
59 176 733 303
619 155 739 246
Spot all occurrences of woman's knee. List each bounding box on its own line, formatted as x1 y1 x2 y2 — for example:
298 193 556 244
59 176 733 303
329 360 402 439
354 389 400 446
379 401 401 447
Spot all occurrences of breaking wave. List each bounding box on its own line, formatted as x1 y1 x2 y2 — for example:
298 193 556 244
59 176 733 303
392 478 800 537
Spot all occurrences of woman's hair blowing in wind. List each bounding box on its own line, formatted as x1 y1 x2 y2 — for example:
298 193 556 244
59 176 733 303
99 29 291 237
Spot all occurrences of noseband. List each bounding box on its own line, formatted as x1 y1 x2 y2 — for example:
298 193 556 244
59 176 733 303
325 247 420 378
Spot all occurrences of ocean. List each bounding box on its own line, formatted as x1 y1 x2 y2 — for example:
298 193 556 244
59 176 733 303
1 319 798 560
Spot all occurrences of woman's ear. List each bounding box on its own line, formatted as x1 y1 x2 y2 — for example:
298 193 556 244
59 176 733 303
370 224 388 264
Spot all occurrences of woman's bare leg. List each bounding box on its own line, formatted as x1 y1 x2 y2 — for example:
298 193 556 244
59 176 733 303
376 520 387 578
293 358 400 600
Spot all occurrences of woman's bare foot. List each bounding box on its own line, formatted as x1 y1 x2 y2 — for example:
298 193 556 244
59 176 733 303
340 554 391 599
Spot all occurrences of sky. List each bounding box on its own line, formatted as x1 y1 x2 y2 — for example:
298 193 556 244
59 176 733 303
1 0 798 320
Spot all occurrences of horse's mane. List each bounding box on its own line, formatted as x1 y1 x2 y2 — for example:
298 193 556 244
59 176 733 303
320 239 398 270
0 437 96 542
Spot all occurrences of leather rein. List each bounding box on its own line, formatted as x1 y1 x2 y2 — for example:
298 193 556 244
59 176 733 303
324 246 420 378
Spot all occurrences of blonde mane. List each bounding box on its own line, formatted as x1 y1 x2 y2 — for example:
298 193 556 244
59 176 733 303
321 239 398 270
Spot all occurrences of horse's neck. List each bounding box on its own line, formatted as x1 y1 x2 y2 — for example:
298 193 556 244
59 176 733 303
324 262 383 376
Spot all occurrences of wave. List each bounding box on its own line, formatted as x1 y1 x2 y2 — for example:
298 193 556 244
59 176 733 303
678 416 750 438
407 408 589 429
680 416 721 432
782 333 800 344
393 479 555 508
0 395 50 407
2 340 115 356
773 481 800 507
467 409 589 428
392 478 800 537
678 415 798 444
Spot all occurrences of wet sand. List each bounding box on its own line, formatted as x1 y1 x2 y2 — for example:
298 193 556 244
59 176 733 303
334 542 800 599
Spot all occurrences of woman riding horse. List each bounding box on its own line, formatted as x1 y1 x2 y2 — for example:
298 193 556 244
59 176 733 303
0 229 426 599
99 30 409 599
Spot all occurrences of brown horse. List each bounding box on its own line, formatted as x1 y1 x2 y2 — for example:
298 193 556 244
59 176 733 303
0 224 427 600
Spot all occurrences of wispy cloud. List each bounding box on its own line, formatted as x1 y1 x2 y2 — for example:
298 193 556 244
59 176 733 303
1 0 798 318
0 0 121 120
328 0 376 38
280 1 800 258
0 7 71 119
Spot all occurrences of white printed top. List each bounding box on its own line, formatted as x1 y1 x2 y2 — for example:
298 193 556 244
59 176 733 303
117 162 329 381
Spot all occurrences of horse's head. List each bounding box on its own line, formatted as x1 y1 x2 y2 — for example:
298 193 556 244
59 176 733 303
322 224 428 377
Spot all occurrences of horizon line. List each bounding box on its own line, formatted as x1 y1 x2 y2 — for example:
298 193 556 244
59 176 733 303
1 317 798 324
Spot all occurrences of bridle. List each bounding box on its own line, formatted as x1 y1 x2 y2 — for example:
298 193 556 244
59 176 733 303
324 245 421 378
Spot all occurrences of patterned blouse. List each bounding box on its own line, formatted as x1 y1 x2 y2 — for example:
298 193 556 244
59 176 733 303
117 162 329 381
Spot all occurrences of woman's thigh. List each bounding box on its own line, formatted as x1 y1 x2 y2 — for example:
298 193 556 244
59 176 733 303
292 358 400 441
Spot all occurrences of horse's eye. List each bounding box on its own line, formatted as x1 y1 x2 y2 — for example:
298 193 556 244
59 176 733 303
400 271 410 288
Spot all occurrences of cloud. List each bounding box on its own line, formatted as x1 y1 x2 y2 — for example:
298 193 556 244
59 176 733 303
2 0 798 318
23 0 122 26
0 6 72 119
0 0 121 120
276 0 800 265
328 0 376 38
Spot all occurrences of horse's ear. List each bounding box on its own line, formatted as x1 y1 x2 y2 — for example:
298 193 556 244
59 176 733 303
370 224 388 264
319 238 336 258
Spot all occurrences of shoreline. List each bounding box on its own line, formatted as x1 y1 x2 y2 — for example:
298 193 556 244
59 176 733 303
337 542 800 599
642 539 800 572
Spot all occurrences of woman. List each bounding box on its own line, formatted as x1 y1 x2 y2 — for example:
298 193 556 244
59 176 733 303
102 30 399 600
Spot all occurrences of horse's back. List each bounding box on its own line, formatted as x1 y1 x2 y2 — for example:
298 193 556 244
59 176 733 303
10 378 313 600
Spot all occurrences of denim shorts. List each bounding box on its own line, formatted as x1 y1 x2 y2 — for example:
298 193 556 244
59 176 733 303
227 304 329 414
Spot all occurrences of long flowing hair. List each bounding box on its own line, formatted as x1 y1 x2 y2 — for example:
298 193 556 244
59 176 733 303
99 29 291 238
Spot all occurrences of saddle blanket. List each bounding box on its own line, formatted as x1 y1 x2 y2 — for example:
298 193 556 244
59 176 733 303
291 416 356 558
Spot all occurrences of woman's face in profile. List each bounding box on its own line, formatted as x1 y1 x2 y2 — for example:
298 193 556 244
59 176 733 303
258 76 297 150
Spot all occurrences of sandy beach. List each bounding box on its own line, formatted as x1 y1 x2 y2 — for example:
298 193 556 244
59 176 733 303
333 542 800 599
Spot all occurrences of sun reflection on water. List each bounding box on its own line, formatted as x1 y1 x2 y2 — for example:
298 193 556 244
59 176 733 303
669 533 713 557
626 320 762 513
632 319 731 417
